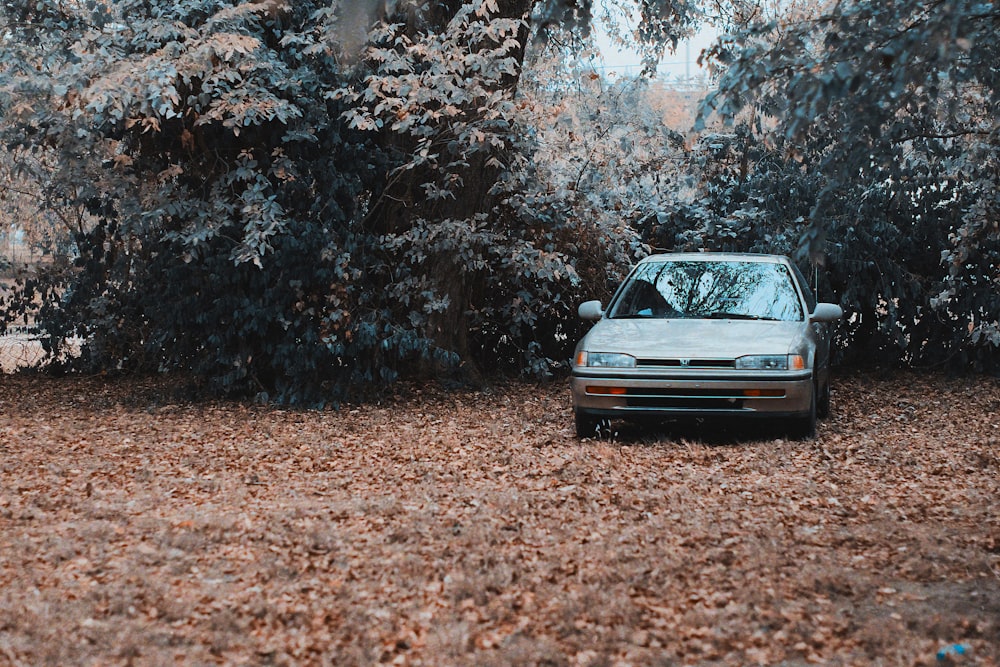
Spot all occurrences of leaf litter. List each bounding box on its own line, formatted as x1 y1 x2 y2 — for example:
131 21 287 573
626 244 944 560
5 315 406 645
0 370 998 665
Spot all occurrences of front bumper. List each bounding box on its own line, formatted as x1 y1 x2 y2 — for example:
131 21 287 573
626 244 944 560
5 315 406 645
570 370 813 419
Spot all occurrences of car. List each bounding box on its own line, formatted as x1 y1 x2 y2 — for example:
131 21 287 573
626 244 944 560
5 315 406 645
570 252 843 439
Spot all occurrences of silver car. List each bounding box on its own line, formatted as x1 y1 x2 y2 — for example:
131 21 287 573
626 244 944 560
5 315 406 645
570 252 843 438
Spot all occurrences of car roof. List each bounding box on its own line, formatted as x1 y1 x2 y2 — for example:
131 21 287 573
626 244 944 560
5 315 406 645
637 252 790 265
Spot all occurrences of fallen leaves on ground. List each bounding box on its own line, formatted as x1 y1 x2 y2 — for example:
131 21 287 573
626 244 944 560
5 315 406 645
0 370 998 666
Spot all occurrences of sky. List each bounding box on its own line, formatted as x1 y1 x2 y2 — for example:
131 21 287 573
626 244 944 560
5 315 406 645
593 25 719 86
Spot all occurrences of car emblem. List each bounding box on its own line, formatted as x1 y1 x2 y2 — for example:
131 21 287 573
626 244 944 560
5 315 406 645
680 359 690 367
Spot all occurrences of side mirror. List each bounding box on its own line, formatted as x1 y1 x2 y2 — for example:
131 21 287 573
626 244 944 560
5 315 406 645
578 300 604 321
810 303 843 323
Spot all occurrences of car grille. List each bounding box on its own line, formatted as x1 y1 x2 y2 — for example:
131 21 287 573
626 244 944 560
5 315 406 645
637 358 735 368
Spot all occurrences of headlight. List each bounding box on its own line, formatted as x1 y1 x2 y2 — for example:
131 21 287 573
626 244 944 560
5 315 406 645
735 354 806 370
576 351 637 368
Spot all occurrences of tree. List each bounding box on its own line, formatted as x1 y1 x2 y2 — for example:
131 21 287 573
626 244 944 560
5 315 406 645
8 0 993 400
331 0 708 376
1 0 413 402
0 0 702 401
695 0 1000 370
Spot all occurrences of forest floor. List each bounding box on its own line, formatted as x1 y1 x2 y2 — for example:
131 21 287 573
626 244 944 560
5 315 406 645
0 370 998 666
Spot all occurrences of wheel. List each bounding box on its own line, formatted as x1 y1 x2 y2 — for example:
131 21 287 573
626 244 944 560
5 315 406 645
575 411 612 439
575 410 596 438
788 387 817 440
816 379 831 419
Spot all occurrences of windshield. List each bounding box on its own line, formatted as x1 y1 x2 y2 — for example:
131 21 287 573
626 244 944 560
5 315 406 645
608 259 804 321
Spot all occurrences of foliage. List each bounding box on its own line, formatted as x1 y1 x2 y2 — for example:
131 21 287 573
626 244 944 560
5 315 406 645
638 120 997 370
0 0 429 403
509 62 693 300
2 0 998 403
320 1 617 380
695 0 1000 371
0 0 702 402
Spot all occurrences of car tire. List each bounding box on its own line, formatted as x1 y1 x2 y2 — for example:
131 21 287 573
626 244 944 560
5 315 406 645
789 388 817 440
575 411 612 439
816 379 831 419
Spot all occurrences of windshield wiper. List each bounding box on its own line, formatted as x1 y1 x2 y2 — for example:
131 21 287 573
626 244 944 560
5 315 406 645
703 312 777 321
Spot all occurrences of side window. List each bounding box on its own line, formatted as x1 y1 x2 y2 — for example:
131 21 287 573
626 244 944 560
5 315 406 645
791 263 817 313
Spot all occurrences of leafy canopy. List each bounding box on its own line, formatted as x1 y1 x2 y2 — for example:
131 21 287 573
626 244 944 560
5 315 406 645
694 0 1000 368
0 0 703 401
1 0 997 401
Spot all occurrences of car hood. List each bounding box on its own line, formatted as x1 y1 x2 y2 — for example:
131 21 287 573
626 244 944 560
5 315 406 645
580 318 809 358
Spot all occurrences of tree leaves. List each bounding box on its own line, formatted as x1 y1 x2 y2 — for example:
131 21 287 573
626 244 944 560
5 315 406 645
2 0 998 400
693 0 1000 371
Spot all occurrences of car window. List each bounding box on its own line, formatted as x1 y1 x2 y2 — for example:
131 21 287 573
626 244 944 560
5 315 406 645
609 260 804 321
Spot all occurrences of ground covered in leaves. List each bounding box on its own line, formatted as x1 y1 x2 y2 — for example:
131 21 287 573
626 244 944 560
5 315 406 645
0 371 998 666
